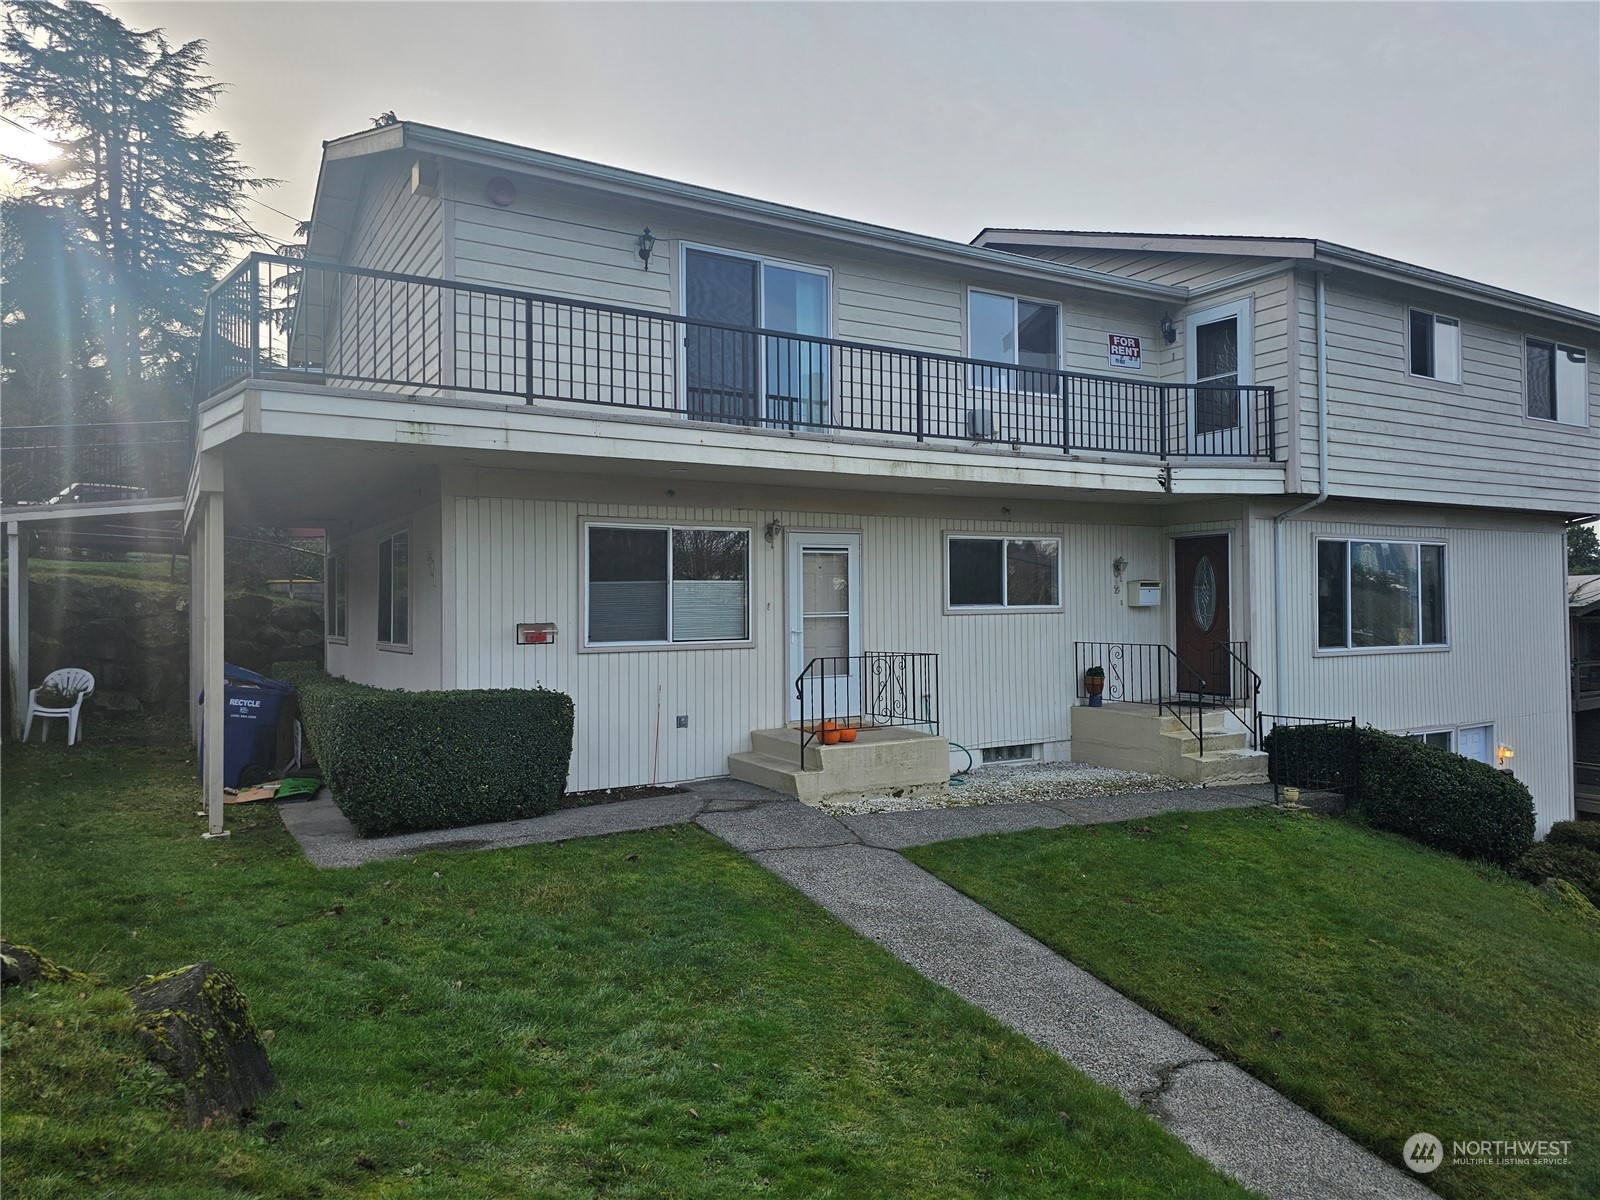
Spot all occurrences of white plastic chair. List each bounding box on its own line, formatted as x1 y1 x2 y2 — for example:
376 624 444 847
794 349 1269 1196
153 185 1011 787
23 668 96 745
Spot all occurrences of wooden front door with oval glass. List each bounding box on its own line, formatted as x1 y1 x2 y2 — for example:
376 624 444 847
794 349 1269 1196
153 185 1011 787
1173 535 1229 696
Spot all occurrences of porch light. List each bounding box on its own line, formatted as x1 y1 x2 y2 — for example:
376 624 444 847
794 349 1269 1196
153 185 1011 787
636 227 656 269
1496 744 1514 767
1160 314 1177 344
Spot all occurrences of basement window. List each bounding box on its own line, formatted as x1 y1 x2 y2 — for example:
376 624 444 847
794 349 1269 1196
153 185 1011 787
586 524 750 646
377 530 409 649
981 743 1040 764
1408 310 1461 383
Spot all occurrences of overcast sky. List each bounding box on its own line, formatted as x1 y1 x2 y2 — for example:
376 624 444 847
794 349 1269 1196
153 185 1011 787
64 2 1598 312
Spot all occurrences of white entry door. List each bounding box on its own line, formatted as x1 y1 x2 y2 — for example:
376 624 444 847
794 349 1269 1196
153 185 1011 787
1185 298 1254 456
787 532 862 722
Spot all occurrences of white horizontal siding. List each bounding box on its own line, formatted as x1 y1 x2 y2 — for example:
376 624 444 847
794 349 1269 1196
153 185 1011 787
1249 502 1573 835
1306 278 1600 511
1028 248 1267 290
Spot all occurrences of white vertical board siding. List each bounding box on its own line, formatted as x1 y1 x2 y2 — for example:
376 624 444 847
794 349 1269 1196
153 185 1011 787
325 157 446 392
324 502 444 692
450 489 1176 791
1256 504 1573 834
1313 277 1599 511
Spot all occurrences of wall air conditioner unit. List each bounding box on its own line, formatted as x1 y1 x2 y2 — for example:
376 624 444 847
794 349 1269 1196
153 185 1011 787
967 408 995 439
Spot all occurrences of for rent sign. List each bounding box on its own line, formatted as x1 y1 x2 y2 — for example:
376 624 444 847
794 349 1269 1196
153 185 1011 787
1108 334 1142 369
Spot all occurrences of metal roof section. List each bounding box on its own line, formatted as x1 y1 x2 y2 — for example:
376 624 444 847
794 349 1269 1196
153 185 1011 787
974 229 1600 330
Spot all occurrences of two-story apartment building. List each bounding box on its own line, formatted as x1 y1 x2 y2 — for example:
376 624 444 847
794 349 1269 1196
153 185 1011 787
185 122 1597 837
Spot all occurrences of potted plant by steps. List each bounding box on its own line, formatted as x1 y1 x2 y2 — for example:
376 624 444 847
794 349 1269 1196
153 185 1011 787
1084 666 1106 707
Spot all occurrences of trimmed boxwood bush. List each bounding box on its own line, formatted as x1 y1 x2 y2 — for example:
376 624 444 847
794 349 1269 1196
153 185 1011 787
1517 841 1600 907
274 663 575 838
1547 819 1600 855
1264 723 1535 867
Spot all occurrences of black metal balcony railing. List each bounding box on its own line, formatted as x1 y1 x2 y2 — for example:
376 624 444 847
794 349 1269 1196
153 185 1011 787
796 652 940 768
199 254 1279 462
0 421 192 506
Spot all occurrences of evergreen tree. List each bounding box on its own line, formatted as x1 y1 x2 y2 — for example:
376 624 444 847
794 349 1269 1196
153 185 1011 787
1570 524 1600 575
0 0 274 422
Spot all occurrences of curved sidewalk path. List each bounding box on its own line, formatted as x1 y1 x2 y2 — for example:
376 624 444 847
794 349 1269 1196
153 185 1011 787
281 780 1433 1199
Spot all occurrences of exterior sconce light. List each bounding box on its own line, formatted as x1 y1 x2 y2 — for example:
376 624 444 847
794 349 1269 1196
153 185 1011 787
636 227 656 269
1112 556 1128 595
1496 744 1515 768
764 519 785 545
1160 314 1177 344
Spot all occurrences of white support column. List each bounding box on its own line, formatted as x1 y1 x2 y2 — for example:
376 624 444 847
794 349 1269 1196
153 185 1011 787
7 520 29 740
189 515 203 744
201 488 229 839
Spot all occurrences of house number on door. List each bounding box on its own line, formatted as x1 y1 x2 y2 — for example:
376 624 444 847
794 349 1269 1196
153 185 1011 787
1193 557 1217 632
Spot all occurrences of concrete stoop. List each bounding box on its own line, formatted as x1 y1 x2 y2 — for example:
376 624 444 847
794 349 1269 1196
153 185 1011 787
1070 703 1268 786
728 726 950 807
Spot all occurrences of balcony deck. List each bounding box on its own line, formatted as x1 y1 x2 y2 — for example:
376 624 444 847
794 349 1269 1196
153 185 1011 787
198 254 1280 466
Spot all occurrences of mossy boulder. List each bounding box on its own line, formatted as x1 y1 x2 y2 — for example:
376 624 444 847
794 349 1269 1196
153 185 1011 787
127 963 277 1129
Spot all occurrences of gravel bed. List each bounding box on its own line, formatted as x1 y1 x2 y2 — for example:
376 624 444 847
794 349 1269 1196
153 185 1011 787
817 760 1191 816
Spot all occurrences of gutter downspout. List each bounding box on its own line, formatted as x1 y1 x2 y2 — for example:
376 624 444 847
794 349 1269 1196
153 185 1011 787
1273 269 1331 714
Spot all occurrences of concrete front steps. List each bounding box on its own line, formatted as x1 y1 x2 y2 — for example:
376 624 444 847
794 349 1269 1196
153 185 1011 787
1070 702 1267 786
728 726 950 807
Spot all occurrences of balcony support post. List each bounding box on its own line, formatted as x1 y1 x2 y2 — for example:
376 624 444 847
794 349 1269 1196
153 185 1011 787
523 296 535 403
192 461 229 839
6 520 29 741
915 354 925 442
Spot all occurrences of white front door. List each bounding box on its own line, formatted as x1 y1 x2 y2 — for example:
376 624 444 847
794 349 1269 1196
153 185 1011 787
1185 298 1254 456
787 532 862 722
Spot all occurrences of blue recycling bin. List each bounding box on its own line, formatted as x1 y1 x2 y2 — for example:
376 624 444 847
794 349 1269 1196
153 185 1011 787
199 664 297 789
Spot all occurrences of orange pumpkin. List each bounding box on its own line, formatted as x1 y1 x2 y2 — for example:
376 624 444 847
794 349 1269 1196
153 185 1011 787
821 729 843 745
820 719 839 733
838 728 858 743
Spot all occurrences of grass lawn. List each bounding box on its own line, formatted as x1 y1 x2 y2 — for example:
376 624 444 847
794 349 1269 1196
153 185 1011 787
0 719 1254 1199
907 807 1600 1200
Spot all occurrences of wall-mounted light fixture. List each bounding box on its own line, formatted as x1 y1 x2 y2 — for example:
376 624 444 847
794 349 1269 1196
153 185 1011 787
636 227 656 270
1160 314 1177 345
1112 556 1128 595
764 519 785 545
1496 744 1515 768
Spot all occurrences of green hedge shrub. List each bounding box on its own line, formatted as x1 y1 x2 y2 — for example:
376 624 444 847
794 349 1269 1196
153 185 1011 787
274 663 575 838
1263 723 1535 867
1546 820 1600 855
1517 842 1600 907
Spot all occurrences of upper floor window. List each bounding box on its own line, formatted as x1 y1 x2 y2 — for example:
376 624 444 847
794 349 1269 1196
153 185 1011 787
1317 538 1446 651
969 291 1060 374
1526 338 1588 425
377 530 409 648
586 524 750 646
947 535 1061 610
1408 310 1461 383
325 552 347 642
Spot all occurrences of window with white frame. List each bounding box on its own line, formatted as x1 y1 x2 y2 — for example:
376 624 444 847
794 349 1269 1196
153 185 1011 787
1525 338 1588 425
1401 723 1493 765
377 531 409 647
969 291 1061 377
1408 310 1461 383
325 552 347 642
586 524 750 646
1317 538 1446 650
947 535 1061 609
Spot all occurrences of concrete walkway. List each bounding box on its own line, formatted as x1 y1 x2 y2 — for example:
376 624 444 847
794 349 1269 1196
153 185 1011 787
696 789 1432 1200
279 779 1431 1198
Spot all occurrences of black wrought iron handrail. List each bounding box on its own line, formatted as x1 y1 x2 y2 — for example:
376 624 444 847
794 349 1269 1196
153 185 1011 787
1256 714 1360 802
197 252 1280 462
1073 640 1212 757
0 420 193 506
1211 640 1262 748
795 651 939 768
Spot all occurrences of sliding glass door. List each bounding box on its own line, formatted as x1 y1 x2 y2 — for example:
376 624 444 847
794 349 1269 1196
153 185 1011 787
683 248 829 429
